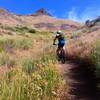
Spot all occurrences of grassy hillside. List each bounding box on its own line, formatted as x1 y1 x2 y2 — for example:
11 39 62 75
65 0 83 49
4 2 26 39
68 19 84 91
0 25 67 100
0 17 100 100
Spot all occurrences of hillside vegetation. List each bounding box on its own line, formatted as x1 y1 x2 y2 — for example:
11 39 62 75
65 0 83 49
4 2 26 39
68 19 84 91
0 24 67 100
0 9 100 100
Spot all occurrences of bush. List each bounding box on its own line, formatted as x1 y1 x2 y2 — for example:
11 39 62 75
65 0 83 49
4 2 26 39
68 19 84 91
4 26 15 32
91 41 100 78
4 26 29 33
2 25 36 34
0 52 15 67
28 29 36 33
0 37 32 51
21 58 34 74
0 38 14 51
0 52 9 66
14 39 32 50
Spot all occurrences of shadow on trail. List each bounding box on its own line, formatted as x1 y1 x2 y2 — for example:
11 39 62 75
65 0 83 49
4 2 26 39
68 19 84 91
64 55 99 100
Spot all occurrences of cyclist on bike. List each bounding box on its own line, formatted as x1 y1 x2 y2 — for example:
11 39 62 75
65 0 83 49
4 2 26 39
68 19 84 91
53 30 65 56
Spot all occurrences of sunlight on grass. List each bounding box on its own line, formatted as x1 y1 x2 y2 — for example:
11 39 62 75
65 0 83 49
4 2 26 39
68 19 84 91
0 54 64 100
0 25 66 100
0 36 33 51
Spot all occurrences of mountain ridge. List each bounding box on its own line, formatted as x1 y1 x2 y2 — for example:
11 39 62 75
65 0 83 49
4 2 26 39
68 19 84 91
30 8 52 16
0 8 81 32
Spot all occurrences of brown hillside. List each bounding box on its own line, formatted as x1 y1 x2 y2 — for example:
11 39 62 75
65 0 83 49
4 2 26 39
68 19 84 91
0 8 81 32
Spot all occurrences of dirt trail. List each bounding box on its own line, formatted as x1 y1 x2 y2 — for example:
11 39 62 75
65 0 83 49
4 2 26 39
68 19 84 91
57 58 99 100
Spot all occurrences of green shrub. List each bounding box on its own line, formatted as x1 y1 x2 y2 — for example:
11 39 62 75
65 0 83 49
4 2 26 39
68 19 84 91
91 41 100 78
0 52 15 67
0 38 14 50
4 26 15 32
0 37 32 51
21 58 34 74
2 25 36 34
28 29 36 33
0 38 15 52
14 39 32 50
0 47 4 52
4 26 29 33
0 52 9 66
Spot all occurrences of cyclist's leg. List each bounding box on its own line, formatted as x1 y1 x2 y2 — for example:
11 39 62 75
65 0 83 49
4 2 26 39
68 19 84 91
60 44 66 57
60 45 66 63
57 43 64 55
56 46 60 56
56 45 63 62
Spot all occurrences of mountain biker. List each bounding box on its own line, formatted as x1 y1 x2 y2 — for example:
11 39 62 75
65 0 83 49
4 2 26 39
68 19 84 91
53 30 65 56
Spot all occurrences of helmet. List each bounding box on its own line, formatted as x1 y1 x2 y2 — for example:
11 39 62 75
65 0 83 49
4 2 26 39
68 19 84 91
57 30 62 34
57 30 62 35
54 30 62 36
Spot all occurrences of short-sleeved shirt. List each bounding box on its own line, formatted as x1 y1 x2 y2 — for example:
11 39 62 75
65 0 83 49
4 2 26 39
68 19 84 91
56 33 65 41
56 33 65 45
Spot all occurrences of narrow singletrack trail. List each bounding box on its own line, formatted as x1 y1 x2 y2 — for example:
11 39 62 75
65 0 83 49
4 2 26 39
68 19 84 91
57 58 99 100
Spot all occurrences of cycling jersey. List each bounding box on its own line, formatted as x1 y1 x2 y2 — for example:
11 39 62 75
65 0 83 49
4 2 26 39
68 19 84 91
56 33 65 47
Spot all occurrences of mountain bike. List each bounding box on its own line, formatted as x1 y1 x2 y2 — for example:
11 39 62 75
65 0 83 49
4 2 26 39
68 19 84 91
54 44 66 64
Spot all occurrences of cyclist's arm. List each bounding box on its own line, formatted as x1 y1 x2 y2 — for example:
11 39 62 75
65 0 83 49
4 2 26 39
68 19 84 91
53 36 57 44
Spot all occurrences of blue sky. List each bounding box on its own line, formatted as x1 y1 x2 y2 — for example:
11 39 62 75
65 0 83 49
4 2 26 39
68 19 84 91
0 0 100 22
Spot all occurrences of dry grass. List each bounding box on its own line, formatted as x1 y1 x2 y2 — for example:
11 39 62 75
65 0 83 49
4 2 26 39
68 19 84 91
0 29 66 100
0 53 65 100
0 21 99 99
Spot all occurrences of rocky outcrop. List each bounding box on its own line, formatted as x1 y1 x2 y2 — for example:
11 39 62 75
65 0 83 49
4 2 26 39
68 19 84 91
31 8 51 16
85 16 100 27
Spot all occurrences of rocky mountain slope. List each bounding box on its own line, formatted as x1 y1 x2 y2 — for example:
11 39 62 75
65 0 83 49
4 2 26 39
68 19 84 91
0 8 81 32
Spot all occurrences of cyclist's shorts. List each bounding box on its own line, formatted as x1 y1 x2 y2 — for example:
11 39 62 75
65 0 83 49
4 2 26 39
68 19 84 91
58 40 65 47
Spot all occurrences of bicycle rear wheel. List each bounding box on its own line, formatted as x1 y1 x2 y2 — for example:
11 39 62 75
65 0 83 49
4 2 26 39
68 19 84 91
59 49 65 63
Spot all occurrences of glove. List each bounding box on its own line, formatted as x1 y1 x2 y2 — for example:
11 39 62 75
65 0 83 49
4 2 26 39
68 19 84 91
53 43 56 45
